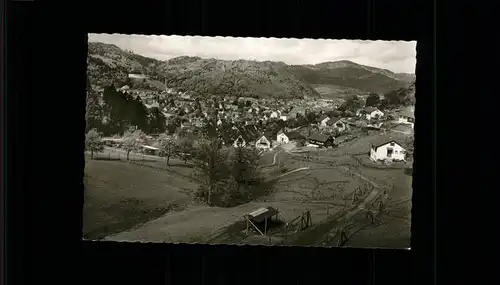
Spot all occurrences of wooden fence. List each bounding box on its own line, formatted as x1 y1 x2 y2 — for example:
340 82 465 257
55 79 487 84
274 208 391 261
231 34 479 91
283 210 312 241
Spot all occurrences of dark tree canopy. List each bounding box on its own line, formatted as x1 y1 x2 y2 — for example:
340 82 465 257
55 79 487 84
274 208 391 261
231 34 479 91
338 95 364 112
365 93 381 107
88 84 168 136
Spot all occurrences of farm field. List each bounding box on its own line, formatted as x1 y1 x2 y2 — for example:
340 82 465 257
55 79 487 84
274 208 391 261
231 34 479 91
83 158 199 240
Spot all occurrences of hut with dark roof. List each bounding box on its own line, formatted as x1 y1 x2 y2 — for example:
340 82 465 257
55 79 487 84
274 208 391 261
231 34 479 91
307 133 335 148
244 207 281 235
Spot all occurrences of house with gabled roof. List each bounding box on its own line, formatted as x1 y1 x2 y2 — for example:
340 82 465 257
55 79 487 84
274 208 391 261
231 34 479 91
230 125 261 148
280 112 289 121
369 136 406 162
255 134 272 150
397 109 415 128
306 133 335 148
326 117 349 133
357 107 385 120
233 134 247 148
318 115 331 127
276 130 289 144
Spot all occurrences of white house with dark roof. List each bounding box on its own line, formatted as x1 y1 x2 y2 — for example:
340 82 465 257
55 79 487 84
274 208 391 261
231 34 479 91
318 115 331 127
255 135 272 150
233 135 246 148
327 117 349 132
357 107 385 120
370 137 406 162
397 109 415 128
276 130 289 144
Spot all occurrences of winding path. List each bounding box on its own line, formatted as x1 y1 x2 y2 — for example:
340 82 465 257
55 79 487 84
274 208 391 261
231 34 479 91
281 148 388 245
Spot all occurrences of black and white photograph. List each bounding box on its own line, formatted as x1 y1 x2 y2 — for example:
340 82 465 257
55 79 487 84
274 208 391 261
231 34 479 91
84 34 416 249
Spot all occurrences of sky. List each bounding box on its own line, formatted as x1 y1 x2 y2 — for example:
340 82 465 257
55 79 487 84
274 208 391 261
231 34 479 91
88 34 416 74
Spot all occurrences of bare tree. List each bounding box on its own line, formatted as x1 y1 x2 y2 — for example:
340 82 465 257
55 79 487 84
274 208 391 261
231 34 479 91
85 128 104 159
158 133 176 166
229 146 261 196
193 138 229 206
177 136 194 164
122 127 145 160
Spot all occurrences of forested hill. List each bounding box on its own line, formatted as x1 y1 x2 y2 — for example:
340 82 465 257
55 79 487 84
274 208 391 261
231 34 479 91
287 61 414 96
87 42 414 99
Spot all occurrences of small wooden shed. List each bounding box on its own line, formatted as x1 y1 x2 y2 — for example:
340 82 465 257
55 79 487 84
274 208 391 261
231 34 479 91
244 207 280 235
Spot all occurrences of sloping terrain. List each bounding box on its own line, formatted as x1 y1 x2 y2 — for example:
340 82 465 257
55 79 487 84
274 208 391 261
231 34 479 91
288 60 412 95
87 42 414 99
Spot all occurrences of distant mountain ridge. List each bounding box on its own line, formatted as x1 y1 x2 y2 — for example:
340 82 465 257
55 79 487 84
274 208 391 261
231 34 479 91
87 42 415 99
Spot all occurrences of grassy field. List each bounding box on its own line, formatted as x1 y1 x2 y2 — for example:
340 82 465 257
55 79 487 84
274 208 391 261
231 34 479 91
93 148 197 179
83 158 199 240
339 165 412 248
85 136 412 248
311 84 370 99
273 166 359 202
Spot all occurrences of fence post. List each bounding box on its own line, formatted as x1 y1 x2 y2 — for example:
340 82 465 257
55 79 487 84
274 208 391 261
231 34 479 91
283 223 288 242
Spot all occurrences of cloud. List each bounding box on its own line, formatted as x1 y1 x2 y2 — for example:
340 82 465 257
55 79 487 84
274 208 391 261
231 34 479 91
88 34 416 73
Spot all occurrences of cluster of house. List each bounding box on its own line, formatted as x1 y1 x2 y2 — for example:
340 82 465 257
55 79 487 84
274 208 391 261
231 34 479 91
107 81 415 163
214 123 337 152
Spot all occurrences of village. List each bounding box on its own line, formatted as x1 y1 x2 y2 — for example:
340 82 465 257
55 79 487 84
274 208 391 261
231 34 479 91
85 74 414 248
97 76 414 159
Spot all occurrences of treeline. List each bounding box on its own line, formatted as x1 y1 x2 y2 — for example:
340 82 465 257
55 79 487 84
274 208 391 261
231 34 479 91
338 82 416 112
85 124 274 208
86 82 167 136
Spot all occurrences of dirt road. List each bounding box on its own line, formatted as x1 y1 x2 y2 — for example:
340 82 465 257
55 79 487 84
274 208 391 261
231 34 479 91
103 201 340 243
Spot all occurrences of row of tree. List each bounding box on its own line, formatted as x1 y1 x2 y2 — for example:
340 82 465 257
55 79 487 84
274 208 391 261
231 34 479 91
85 127 271 208
339 83 416 112
85 127 193 164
